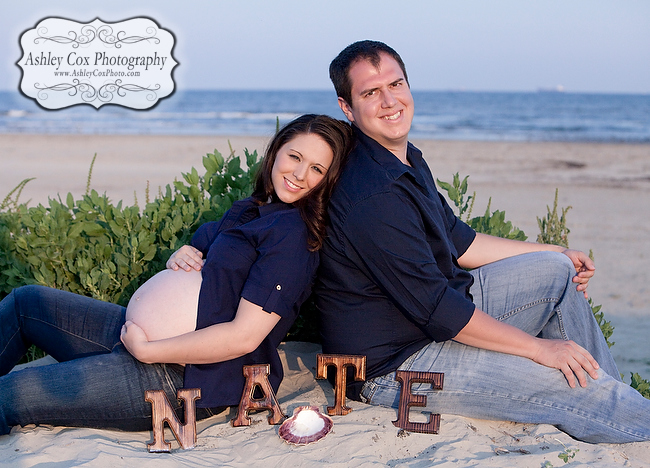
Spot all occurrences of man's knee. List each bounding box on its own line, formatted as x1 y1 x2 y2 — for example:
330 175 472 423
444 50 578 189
536 251 574 281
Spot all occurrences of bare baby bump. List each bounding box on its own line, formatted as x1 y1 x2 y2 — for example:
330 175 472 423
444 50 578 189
126 268 202 341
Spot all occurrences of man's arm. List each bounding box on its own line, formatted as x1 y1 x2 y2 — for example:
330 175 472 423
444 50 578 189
457 233 595 297
454 307 600 388
120 297 281 365
342 192 600 387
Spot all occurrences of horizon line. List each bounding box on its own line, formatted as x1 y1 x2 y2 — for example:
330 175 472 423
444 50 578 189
0 88 649 96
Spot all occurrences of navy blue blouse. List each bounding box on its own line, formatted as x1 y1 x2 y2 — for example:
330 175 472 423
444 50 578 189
315 127 477 399
184 197 319 408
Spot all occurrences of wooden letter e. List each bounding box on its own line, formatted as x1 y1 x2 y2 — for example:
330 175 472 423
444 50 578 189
392 370 444 434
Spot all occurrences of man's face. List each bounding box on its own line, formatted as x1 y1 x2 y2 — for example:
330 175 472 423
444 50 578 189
338 53 414 153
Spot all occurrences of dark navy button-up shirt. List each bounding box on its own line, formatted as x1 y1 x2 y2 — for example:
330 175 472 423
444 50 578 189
315 127 477 400
184 197 319 408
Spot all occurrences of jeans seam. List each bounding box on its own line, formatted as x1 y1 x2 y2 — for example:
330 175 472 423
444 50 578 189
432 387 647 439
0 329 21 359
498 297 558 321
399 348 421 370
367 378 648 441
21 316 114 352
554 305 569 341
159 363 179 396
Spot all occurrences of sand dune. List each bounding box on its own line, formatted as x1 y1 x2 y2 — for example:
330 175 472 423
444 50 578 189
2 134 650 466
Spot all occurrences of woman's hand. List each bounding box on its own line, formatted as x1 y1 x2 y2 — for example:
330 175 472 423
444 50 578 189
120 298 281 366
121 320 154 364
166 245 204 272
561 249 596 298
531 338 600 388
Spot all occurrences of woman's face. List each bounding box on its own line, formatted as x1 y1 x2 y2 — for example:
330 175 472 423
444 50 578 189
271 133 334 204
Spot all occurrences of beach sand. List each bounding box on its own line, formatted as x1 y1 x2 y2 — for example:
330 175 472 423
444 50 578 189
5 343 650 467
2 134 650 466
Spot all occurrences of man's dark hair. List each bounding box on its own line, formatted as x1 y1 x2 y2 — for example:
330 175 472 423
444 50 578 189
329 40 409 108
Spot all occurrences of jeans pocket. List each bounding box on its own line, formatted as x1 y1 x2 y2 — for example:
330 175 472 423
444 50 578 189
359 379 376 404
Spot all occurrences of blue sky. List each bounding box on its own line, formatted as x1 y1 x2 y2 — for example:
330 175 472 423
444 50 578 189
2 0 649 93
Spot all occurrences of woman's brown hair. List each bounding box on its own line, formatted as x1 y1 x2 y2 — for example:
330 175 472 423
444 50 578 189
252 114 353 250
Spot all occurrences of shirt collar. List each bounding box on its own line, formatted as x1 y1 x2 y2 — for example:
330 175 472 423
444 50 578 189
353 125 427 188
227 197 294 229
258 200 294 216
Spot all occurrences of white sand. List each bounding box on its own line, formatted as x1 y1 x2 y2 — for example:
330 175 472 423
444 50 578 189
4 343 650 467
2 134 650 466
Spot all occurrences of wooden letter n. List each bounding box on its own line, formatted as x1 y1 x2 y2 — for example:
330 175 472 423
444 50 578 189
316 354 366 415
145 388 201 452
231 364 285 426
392 370 444 434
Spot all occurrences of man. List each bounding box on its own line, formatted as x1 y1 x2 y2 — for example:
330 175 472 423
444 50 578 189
315 40 650 443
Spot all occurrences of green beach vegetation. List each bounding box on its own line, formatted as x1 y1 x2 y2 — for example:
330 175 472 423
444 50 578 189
1 147 260 363
1 150 648 398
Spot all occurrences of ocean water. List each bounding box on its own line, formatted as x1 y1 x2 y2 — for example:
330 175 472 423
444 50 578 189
1 89 649 142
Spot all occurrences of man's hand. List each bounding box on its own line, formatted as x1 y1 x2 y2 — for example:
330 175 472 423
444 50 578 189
120 320 154 364
561 249 595 298
531 338 600 388
455 309 601 389
166 245 204 272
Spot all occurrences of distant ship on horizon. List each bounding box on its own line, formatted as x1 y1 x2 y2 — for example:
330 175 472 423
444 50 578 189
537 85 565 93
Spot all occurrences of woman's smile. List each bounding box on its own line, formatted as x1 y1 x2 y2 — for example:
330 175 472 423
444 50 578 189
271 133 334 204
284 176 303 192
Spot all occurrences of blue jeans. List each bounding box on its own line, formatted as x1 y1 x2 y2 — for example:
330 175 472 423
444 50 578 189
0 285 222 435
360 252 650 443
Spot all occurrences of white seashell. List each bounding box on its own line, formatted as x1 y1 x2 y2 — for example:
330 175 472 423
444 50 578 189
278 406 333 445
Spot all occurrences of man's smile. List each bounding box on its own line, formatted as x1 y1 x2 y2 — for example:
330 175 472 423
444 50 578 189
382 110 402 121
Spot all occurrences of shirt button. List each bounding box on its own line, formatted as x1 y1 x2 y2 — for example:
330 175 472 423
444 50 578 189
276 284 282 290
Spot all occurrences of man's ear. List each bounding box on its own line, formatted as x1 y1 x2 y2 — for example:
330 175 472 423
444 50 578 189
338 97 354 122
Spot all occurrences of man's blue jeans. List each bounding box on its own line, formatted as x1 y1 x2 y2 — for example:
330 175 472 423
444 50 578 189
0 285 221 435
360 252 650 443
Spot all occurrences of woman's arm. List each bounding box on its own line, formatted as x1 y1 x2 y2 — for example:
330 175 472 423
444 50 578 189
120 297 280 365
454 308 600 388
457 233 595 297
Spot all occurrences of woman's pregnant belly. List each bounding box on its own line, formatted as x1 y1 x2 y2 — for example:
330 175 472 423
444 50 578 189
126 268 202 341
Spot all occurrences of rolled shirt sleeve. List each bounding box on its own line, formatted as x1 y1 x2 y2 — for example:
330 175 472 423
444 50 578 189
240 214 319 319
342 190 476 342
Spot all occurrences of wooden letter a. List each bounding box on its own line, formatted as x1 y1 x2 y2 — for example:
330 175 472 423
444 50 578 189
145 388 201 452
231 364 285 426
392 370 444 434
316 354 366 415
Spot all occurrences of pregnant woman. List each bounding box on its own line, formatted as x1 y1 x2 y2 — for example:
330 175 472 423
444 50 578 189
0 114 352 435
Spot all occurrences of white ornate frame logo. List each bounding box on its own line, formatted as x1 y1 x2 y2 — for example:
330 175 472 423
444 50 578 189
17 17 178 110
